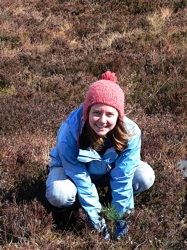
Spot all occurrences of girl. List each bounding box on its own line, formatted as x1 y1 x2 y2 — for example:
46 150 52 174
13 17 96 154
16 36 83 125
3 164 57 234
46 71 155 239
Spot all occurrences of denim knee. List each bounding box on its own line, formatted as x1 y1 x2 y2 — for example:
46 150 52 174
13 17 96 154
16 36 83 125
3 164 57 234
133 161 155 194
46 179 77 208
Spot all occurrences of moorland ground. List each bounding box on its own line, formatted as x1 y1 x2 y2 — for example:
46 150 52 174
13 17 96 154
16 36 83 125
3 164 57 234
0 0 187 249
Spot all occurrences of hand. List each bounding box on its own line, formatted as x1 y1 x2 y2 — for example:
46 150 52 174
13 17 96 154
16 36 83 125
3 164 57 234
101 227 110 241
104 231 111 240
115 220 128 240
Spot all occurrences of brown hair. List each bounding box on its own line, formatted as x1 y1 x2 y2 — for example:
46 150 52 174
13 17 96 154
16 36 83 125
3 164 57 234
80 118 130 152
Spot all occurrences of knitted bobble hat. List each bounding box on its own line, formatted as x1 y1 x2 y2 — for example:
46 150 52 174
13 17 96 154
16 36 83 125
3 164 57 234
83 71 125 121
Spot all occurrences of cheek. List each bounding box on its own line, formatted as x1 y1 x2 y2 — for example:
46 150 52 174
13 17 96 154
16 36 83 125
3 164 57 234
88 115 95 128
88 112 92 122
111 117 118 126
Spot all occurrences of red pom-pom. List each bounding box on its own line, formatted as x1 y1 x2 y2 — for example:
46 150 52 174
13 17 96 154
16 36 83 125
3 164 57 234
102 71 117 83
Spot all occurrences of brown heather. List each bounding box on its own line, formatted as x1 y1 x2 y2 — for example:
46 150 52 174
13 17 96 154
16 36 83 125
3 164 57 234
0 0 186 249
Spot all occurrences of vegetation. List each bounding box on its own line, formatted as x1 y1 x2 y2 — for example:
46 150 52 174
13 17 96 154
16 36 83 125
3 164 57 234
0 0 186 249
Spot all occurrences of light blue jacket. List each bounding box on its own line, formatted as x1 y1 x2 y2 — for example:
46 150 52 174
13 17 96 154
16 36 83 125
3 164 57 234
49 104 141 230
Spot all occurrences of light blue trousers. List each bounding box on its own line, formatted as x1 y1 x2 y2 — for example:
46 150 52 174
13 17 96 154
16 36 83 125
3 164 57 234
46 161 155 208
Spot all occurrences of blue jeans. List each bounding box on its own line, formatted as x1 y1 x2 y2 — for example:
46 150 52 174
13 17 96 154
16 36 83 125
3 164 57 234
46 161 155 208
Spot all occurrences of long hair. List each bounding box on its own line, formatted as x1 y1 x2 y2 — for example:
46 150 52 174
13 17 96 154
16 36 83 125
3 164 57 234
80 118 130 152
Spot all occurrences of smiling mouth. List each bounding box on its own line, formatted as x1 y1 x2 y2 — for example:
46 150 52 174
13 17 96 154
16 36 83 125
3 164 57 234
96 125 107 128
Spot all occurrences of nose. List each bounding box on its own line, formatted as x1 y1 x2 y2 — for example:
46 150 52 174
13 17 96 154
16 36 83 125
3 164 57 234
99 114 107 123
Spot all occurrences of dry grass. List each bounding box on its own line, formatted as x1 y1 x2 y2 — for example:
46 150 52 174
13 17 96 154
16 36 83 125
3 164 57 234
0 0 187 249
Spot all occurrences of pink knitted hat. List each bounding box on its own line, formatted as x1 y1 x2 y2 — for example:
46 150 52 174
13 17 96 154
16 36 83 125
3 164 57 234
83 71 125 121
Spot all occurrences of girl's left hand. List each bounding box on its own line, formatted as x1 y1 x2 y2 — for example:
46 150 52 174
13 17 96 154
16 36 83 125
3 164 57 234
115 220 128 240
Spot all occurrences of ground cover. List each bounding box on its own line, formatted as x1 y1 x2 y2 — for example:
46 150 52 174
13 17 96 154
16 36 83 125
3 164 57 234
0 0 186 249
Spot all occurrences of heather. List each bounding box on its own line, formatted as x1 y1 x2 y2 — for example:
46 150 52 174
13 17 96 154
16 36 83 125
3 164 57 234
0 0 186 249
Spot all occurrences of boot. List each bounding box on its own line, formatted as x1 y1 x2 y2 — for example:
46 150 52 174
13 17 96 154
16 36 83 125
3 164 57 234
46 199 80 230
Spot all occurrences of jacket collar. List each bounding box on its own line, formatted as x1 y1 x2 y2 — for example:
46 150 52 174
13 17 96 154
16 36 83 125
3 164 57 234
77 146 118 164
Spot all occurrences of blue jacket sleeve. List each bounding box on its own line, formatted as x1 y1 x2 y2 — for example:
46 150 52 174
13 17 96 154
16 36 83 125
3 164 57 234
56 122 106 231
110 126 141 217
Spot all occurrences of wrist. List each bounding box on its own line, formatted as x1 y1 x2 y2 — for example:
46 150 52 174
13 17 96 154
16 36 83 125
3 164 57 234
116 220 126 228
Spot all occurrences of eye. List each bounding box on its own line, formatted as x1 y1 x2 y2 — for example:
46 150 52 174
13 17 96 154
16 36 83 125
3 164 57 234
93 111 100 115
106 112 114 117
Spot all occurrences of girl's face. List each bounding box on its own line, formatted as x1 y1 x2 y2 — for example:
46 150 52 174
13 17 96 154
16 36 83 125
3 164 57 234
88 103 119 137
